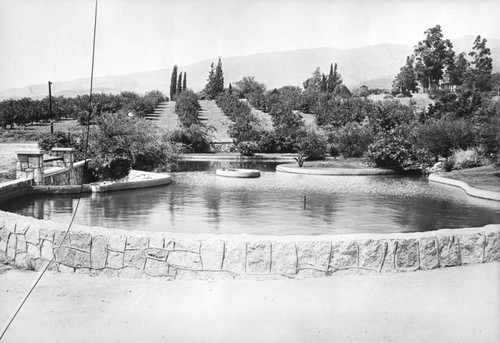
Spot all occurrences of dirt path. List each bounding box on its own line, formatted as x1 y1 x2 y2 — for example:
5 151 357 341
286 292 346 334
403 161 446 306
1 263 498 342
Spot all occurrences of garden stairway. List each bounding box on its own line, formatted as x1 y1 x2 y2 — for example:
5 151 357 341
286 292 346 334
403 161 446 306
150 101 183 132
198 100 232 142
242 99 273 131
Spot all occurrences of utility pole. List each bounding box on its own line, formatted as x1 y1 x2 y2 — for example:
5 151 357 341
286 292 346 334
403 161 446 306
48 81 53 134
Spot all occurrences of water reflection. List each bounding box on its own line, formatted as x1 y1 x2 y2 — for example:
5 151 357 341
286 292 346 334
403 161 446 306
1 166 499 235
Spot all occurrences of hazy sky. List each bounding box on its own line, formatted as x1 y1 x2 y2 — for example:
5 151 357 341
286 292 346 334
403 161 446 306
1 0 499 91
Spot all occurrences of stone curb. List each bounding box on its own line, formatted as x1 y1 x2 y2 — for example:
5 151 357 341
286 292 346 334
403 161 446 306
429 173 500 201
179 153 296 162
90 173 172 193
1 209 499 281
276 163 397 175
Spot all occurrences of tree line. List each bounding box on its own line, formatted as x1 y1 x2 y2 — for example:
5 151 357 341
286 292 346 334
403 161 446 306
392 25 494 95
0 90 167 129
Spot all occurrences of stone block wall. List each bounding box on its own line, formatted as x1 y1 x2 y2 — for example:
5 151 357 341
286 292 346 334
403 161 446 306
42 161 86 186
1 210 499 280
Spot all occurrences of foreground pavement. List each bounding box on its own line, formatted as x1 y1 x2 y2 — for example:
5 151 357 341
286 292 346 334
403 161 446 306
0 263 499 342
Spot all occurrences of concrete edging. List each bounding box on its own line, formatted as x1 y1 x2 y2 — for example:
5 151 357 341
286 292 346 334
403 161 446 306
276 163 397 175
429 173 500 201
90 174 172 193
1 209 498 281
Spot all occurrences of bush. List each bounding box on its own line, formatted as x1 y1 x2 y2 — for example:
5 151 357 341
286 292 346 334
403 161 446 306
38 131 73 151
38 131 86 160
237 141 259 156
88 113 178 180
367 125 420 170
296 129 328 161
175 90 201 127
169 124 212 153
473 101 500 160
450 149 482 169
314 96 378 128
327 121 373 157
415 118 475 159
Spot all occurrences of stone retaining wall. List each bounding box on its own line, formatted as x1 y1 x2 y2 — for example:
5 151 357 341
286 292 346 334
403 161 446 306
42 160 86 186
1 210 499 280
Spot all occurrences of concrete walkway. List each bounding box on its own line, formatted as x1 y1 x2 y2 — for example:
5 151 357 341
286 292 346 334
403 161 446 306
429 173 500 201
1 263 499 342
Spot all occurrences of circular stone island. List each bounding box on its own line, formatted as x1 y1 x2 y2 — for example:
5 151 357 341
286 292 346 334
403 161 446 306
216 168 261 178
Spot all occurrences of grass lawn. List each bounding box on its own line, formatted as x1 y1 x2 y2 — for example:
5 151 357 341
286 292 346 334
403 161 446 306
442 165 500 192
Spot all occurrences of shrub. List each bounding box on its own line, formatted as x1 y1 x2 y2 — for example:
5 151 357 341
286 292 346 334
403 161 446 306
415 118 475 159
175 90 201 127
296 129 328 161
88 113 178 180
38 131 73 151
473 102 500 160
169 124 212 153
367 125 420 170
237 141 259 156
443 158 454 172
383 94 394 100
314 96 378 128
450 149 482 169
294 152 308 167
327 121 373 157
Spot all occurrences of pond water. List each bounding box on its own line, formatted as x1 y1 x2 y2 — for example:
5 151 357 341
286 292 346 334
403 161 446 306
1 161 499 235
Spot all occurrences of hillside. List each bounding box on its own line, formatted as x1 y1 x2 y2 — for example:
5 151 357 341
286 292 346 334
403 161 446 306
2 37 499 99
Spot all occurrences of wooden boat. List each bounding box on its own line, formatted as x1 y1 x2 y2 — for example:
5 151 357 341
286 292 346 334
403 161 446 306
215 168 261 178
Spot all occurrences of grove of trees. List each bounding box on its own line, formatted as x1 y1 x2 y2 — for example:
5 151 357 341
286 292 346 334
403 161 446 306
0 90 167 129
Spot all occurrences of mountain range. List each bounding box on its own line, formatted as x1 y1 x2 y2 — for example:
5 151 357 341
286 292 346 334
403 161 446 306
2 36 499 99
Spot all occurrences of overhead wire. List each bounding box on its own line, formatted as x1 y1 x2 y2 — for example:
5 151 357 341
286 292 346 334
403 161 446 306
0 0 99 339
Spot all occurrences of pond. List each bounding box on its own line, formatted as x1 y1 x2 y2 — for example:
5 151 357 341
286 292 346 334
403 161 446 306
1 160 499 236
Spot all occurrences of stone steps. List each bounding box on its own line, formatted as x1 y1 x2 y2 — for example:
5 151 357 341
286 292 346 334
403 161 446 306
198 100 232 142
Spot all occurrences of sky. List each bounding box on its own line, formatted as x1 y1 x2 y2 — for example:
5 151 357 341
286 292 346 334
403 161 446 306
1 0 499 91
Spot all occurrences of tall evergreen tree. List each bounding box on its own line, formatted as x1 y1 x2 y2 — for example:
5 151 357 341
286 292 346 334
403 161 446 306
392 56 418 94
204 58 225 99
327 63 342 93
177 72 183 94
320 74 328 92
183 72 187 91
204 62 215 99
170 65 178 100
214 57 224 95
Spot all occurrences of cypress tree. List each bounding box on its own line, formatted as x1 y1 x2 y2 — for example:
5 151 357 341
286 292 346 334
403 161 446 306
327 63 342 93
214 57 224 96
204 63 215 99
183 72 187 91
177 72 183 94
228 83 233 94
170 65 178 100
320 74 328 92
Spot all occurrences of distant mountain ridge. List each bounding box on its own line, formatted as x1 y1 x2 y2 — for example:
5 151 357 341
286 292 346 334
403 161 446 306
2 36 499 99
